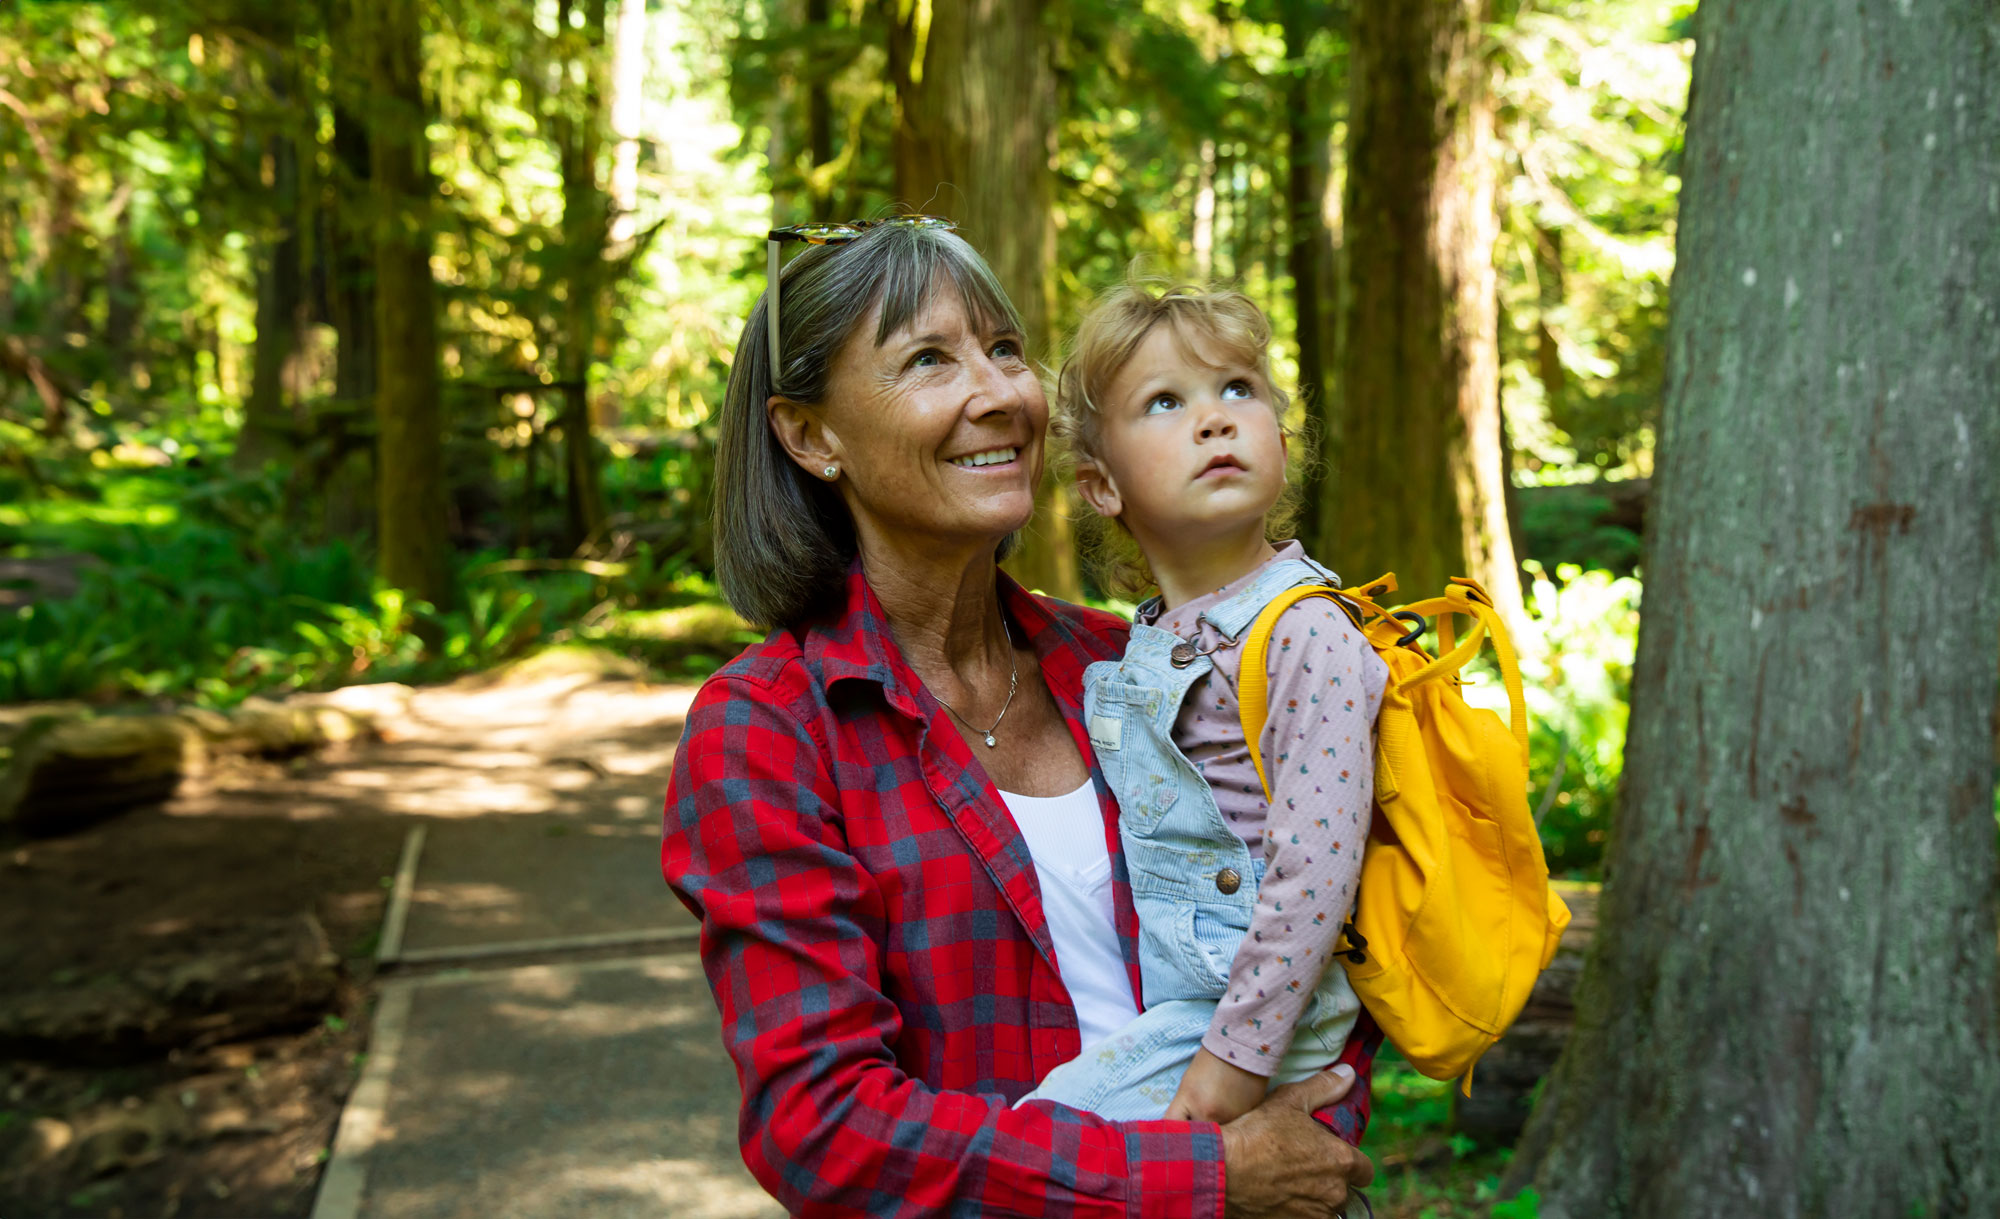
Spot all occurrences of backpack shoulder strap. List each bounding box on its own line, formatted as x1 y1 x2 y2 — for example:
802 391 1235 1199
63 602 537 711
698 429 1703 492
1236 583 1346 804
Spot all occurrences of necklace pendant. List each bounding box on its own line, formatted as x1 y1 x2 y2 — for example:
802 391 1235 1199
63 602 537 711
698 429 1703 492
984 733 997 748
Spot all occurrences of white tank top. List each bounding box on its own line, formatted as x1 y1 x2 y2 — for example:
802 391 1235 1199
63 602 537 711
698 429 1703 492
997 779 1137 1050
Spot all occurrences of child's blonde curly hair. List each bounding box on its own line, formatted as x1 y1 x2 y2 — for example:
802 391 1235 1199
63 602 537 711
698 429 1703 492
1051 277 1310 599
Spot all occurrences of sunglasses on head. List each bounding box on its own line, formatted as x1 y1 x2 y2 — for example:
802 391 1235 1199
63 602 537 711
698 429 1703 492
765 215 958 380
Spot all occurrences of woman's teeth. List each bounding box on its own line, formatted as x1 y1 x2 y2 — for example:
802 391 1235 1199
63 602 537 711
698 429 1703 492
951 447 1018 468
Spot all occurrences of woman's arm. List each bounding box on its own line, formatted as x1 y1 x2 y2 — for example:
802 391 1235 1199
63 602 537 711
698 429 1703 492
663 677 1226 1219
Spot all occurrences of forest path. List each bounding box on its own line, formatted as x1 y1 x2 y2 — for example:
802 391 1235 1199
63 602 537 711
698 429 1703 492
302 664 781 1219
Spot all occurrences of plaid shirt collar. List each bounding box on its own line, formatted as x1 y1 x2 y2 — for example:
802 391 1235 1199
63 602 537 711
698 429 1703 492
801 557 1105 725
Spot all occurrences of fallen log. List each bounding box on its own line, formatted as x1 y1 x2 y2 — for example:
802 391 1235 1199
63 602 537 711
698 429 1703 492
0 698 375 837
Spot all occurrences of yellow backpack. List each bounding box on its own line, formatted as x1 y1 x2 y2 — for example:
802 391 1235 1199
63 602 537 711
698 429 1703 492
1237 573 1570 1091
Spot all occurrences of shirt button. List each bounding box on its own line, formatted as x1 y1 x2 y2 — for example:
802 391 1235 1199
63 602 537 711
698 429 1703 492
1215 868 1242 895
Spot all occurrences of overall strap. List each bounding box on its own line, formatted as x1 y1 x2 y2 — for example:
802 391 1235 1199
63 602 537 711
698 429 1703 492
1199 556 1341 641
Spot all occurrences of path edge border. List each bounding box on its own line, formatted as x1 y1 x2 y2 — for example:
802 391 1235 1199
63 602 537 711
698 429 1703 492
310 980 417 1219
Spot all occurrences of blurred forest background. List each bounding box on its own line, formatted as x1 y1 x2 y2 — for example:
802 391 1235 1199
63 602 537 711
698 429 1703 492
3 2 1998 1216
2 0 1682 877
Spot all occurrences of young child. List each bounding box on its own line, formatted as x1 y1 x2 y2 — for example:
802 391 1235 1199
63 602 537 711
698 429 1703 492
1019 281 1388 1126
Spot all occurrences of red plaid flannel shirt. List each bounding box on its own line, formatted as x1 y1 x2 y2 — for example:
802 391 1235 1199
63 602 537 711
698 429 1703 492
662 562 1377 1218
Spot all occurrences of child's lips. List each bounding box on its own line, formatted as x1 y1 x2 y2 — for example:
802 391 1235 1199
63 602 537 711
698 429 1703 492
1198 456 1246 478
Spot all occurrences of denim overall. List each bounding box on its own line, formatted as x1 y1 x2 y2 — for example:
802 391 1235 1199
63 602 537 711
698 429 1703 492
1022 555 1364 1120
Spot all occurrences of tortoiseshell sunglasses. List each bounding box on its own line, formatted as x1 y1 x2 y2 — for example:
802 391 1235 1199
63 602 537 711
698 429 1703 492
765 215 958 378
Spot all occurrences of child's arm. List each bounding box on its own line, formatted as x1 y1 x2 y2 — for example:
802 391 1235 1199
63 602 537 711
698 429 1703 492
1172 598 1390 1123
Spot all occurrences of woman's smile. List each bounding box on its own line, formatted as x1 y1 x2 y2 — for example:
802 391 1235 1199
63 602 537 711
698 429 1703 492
950 445 1023 470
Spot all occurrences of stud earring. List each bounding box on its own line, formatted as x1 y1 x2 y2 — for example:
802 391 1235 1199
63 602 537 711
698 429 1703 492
822 465 838 480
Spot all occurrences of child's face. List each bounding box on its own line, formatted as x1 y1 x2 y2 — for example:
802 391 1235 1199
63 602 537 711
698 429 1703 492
1077 324 1287 547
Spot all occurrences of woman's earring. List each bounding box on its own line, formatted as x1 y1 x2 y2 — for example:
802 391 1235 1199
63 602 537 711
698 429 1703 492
822 465 838 480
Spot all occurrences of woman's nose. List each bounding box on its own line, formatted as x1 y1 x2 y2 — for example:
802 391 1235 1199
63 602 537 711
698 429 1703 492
968 353 1030 417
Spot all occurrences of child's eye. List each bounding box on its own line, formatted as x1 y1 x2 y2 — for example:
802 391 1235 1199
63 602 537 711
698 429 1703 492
1222 379 1255 400
1144 393 1181 415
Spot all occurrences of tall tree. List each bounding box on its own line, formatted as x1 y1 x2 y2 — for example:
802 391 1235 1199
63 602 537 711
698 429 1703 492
358 0 451 606
237 7 306 473
1325 0 1522 625
1279 0 1340 556
890 0 1079 601
552 0 612 552
1509 1 2000 1213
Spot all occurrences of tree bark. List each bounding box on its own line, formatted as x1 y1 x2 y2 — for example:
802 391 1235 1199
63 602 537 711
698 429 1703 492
1280 0 1339 557
890 0 1078 601
1326 0 1523 627
318 89 378 541
805 0 834 212
360 0 451 608
240 123 304 471
554 0 611 553
1509 3 2000 1214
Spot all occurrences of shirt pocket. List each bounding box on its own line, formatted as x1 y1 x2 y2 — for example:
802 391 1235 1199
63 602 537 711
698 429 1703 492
1085 680 1179 835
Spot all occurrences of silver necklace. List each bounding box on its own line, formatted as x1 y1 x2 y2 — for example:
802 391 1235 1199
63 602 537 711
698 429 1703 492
932 623 1019 748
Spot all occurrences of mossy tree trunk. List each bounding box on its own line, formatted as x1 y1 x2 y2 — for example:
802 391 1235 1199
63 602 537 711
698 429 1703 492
360 0 451 609
554 0 611 554
1326 0 1522 625
239 7 305 474
890 0 1078 601
1508 2 2000 1214
1281 0 1340 558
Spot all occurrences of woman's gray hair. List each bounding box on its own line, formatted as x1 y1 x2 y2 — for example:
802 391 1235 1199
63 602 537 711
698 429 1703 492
714 224 1025 629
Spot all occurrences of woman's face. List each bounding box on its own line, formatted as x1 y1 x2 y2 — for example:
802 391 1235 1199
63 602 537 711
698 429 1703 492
774 284 1046 555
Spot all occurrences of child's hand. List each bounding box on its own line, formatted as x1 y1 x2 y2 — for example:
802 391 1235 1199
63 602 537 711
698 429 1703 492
1165 1048 1271 1124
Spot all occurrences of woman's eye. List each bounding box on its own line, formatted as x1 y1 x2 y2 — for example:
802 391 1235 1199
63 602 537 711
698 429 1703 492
1222 379 1254 400
910 349 943 369
1144 394 1181 415
990 339 1020 361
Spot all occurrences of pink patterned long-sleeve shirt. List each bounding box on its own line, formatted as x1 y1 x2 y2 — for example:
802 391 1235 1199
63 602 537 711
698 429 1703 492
1138 543 1390 1071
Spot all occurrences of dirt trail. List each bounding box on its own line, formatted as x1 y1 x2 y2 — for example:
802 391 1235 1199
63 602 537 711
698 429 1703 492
1 661 752 1219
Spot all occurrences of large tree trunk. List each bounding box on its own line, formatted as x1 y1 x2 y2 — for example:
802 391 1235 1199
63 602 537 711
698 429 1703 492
1280 0 1339 557
1509 2 2000 1213
554 0 611 553
239 125 304 471
316 87 378 541
890 0 1078 601
360 0 451 608
1326 0 1522 626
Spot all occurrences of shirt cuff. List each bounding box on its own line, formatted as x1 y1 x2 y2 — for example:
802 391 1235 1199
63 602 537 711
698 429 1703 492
1123 1122 1226 1219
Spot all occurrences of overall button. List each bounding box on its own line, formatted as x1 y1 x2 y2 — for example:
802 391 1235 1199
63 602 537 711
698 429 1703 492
1215 868 1241 895
1170 642 1196 668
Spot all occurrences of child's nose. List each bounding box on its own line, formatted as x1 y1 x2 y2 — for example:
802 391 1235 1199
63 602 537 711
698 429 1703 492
1198 413 1237 440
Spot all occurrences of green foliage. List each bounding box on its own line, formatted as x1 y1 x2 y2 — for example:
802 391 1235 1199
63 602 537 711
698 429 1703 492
1461 562 1640 877
1519 563 1641 877
1521 489 1644 575
1491 1188 1545 1219
1365 1048 1522 1216
1497 1 1694 484
0 466 736 707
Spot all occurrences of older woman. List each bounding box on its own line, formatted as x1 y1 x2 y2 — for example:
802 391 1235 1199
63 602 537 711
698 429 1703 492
661 220 1379 1219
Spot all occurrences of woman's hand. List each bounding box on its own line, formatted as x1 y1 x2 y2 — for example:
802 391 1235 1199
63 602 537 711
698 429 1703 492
1219 1065 1375 1219
1166 1048 1270 1124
